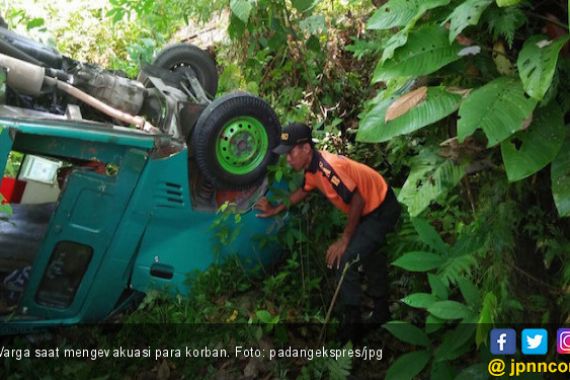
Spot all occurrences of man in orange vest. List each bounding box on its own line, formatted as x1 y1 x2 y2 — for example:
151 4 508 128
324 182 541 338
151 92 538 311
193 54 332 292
255 123 401 342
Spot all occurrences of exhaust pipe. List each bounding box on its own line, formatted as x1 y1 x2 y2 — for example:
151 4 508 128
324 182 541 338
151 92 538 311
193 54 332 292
0 52 45 95
43 76 159 133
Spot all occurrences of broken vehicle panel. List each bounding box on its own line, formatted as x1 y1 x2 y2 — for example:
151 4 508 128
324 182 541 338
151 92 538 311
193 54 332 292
0 114 281 334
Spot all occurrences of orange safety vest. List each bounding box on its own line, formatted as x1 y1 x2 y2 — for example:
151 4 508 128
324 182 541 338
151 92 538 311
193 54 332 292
303 150 389 216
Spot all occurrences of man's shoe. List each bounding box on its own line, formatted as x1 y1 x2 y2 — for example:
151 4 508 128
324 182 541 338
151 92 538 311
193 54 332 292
363 297 390 327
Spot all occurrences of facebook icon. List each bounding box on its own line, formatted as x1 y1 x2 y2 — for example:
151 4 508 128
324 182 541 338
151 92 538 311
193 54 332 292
490 329 517 355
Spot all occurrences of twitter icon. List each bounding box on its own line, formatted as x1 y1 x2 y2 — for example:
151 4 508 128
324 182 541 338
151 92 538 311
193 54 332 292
522 329 548 355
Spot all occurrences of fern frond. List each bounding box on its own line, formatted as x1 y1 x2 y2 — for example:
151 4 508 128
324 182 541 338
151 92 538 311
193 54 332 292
483 5 527 48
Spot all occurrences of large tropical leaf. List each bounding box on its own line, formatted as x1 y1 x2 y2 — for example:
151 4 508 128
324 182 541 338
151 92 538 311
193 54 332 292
444 0 493 43
385 86 428 121
457 77 537 146
392 251 444 272
551 135 570 217
501 102 565 182
356 95 395 142
398 152 467 216
356 87 462 143
367 0 450 30
517 34 570 101
386 350 430 380
373 25 467 82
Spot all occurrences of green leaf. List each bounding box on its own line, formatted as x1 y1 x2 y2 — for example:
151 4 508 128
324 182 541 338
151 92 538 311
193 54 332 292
367 0 450 30
275 169 283 182
412 218 449 254
551 135 570 217
306 35 320 52
457 277 480 306
357 87 462 143
356 96 394 142
373 25 465 82
455 363 488 380
476 292 496 347
26 17 45 30
398 152 467 217
381 29 409 63
517 34 570 101
428 273 449 300
445 0 493 43
500 102 566 182
384 321 430 346
431 362 454 380
230 0 253 24
299 15 326 35
402 293 438 309
292 0 318 13
457 77 537 146
434 324 475 361
426 314 445 333
427 301 473 320
392 251 444 272
386 350 430 380
256 310 279 324
0 201 13 218
228 13 246 39
496 0 521 6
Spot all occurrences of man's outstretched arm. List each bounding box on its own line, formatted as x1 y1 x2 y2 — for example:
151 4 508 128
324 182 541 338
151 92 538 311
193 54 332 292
255 187 309 218
326 189 364 269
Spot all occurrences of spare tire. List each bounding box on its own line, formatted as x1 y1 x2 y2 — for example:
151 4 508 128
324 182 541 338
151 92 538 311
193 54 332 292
152 43 218 97
191 93 280 189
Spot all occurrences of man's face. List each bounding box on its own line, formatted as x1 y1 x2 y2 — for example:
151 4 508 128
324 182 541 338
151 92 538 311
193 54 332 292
286 144 311 171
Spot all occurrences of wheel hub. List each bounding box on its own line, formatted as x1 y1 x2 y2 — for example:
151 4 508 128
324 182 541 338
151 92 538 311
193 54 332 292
216 117 269 175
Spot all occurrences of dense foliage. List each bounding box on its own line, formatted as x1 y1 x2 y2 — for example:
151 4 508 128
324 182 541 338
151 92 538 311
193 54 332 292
3 0 570 378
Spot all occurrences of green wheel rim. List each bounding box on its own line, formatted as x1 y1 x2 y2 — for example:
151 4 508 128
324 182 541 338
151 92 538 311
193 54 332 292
215 116 269 175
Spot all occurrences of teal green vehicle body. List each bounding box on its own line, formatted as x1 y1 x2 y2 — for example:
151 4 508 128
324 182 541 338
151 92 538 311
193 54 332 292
0 117 280 334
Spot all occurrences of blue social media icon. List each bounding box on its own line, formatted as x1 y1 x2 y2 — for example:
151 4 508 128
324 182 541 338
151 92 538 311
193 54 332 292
490 328 516 355
522 329 548 355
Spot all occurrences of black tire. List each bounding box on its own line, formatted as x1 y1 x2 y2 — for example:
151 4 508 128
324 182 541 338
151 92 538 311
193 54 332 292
152 43 218 97
191 92 280 189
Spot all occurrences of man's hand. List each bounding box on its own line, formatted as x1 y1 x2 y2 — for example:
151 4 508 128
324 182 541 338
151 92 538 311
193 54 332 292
326 236 350 270
254 197 281 218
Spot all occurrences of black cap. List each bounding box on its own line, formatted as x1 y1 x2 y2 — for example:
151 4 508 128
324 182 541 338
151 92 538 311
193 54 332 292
273 123 313 154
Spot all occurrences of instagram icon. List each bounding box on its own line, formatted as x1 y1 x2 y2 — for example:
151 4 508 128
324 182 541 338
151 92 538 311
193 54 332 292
557 329 570 354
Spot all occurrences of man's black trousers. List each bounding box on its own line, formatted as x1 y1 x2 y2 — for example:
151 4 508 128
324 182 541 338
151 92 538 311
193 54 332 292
335 187 401 307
